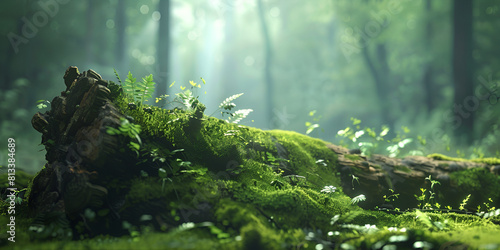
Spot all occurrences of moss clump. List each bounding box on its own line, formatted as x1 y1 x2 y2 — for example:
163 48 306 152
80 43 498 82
428 153 500 165
449 167 500 209
15 76 500 249
344 154 363 161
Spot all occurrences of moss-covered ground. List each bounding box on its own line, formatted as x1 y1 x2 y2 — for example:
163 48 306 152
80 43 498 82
2 84 500 249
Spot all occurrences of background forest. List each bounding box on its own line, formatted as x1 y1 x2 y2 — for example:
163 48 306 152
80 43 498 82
1 0 500 174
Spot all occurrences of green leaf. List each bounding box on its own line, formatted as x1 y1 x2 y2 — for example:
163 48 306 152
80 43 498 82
158 168 167 178
379 126 389 137
219 93 244 110
227 109 253 124
398 138 413 148
129 141 140 151
306 124 319 135
351 117 361 125
113 68 122 84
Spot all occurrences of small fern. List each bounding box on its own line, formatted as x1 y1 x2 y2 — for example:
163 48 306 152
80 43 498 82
219 93 244 111
176 89 196 110
122 72 156 104
227 109 253 124
113 68 122 84
477 208 500 219
218 93 252 124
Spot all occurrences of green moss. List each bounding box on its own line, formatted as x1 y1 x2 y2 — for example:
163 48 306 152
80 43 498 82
345 154 362 161
16 84 500 249
428 153 500 165
449 167 500 208
393 165 412 173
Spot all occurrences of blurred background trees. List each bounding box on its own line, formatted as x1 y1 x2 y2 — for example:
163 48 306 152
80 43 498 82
1 0 500 173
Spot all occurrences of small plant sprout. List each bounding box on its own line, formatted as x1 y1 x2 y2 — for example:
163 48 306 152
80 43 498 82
351 194 366 205
305 110 321 135
351 175 360 190
425 175 441 189
36 99 50 109
459 194 471 211
383 189 400 203
315 159 327 167
321 185 337 194
158 168 171 193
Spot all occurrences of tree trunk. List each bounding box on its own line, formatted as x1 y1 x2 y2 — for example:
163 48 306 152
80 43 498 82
422 0 436 114
452 0 474 143
329 144 500 211
361 45 395 131
156 0 170 104
257 0 275 127
115 0 127 74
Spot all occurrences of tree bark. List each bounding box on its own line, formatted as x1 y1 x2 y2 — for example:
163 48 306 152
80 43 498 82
452 0 474 143
422 0 436 114
329 144 500 212
156 0 170 104
115 0 127 74
257 0 275 127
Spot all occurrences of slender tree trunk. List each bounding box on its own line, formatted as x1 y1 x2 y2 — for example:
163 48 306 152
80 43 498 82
220 7 237 106
156 0 170 103
452 0 474 143
115 0 127 75
422 0 435 114
257 0 274 126
361 45 394 131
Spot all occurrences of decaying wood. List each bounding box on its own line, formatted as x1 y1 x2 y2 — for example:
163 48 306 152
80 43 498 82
328 144 500 211
29 66 123 218
29 66 500 231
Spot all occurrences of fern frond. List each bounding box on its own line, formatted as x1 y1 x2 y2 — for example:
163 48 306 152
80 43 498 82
227 109 253 124
113 69 122 84
122 71 137 100
219 93 244 111
138 74 155 103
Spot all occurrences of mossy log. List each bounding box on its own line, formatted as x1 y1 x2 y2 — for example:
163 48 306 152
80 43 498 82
330 144 500 210
21 66 500 248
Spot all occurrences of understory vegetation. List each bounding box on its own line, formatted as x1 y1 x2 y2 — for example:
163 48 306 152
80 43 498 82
1 72 500 250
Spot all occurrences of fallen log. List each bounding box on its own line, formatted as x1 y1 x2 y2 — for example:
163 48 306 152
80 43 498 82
24 66 500 246
329 144 500 211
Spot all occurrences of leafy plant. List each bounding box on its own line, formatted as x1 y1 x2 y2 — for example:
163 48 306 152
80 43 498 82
477 208 500 219
305 110 322 135
226 109 253 124
336 118 423 157
158 167 173 194
383 189 400 203
414 175 441 210
415 209 449 231
219 93 243 112
217 93 253 124
106 118 142 154
351 174 359 190
351 194 366 205
321 185 337 194
113 68 122 84
459 194 471 211
36 99 50 110
122 71 156 104
176 89 196 110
